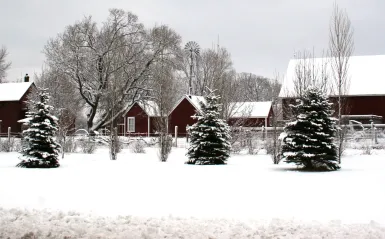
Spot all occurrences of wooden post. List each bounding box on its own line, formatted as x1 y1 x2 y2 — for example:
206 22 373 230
147 116 150 138
8 127 11 149
371 122 374 145
0 120 2 136
175 126 178 147
186 124 189 143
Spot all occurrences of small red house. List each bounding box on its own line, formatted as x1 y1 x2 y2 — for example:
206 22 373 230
168 95 205 136
228 101 273 127
0 81 35 136
119 101 160 136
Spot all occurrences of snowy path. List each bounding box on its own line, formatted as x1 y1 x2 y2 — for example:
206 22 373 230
0 148 385 238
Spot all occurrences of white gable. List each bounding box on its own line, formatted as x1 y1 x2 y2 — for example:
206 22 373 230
279 55 385 98
169 95 206 116
186 95 206 112
229 101 272 118
0 82 34 102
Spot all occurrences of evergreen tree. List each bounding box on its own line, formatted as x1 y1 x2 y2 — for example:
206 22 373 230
281 86 340 171
186 90 231 165
17 88 61 168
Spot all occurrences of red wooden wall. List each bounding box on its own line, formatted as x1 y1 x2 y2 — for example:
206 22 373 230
121 103 149 136
119 103 161 136
0 86 32 135
0 101 26 135
282 96 385 122
228 118 267 127
168 98 198 136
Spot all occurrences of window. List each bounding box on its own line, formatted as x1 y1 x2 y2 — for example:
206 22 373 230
127 117 135 132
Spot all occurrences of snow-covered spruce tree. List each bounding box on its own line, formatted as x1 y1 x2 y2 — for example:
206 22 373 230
281 86 340 171
17 88 60 168
186 90 231 165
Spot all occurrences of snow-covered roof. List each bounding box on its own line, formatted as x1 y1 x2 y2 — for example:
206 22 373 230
0 82 34 102
229 101 272 118
279 55 385 98
169 95 206 115
138 101 160 117
124 100 161 117
186 95 206 112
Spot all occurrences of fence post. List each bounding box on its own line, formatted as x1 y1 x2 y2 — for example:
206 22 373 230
186 124 189 143
371 122 374 145
174 126 178 147
8 127 11 150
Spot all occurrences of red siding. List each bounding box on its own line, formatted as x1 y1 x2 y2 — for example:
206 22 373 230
282 96 385 122
169 98 198 136
0 101 26 135
0 84 34 136
123 103 149 136
228 118 267 127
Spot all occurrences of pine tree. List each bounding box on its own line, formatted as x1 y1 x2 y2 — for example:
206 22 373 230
17 88 61 168
281 86 340 171
186 90 231 165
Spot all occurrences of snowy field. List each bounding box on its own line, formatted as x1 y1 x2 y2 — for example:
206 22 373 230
1 147 385 238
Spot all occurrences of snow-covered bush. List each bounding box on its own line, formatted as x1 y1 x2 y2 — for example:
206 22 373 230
186 90 231 165
17 89 61 168
281 87 339 171
78 137 96 154
0 136 21 152
231 142 242 154
130 140 146 153
58 135 77 154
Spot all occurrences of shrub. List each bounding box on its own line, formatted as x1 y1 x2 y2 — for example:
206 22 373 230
78 137 96 154
130 140 146 153
231 142 241 154
0 136 20 152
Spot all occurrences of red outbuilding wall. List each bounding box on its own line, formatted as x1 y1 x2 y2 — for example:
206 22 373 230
0 86 32 136
168 98 198 137
282 95 385 122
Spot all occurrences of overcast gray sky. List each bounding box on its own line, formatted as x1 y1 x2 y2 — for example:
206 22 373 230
1 0 384 81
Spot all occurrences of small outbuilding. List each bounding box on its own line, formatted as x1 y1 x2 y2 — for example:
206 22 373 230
0 79 35 135
228 101 273 127
168 95 205 137
119 101 161 137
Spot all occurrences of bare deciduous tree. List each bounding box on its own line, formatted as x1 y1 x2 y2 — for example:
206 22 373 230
293 50 330 98
0 46 11 83
44 9 181 133
33 69 82 158
329 2 354 163
150 48 180 161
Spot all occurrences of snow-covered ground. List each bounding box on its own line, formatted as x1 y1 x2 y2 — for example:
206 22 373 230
1 147 385 238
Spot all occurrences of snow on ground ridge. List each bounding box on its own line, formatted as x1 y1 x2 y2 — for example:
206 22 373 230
1 207 384 239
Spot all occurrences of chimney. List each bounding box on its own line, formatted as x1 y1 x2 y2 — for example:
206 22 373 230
24 74 30 82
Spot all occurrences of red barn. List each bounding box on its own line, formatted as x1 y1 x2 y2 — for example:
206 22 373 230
228 101 273 127
119 101 160 137
168 95 273 137
168 95 205 136
279 55 385 122
0 81 35 136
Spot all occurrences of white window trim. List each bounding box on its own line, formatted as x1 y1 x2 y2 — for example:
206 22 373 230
127 117 135 132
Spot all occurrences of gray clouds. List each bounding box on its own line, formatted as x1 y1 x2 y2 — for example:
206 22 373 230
1 0 384 81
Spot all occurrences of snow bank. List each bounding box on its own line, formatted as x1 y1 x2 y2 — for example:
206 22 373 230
1 208 384 239
1 147 385 238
